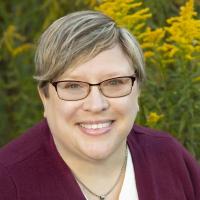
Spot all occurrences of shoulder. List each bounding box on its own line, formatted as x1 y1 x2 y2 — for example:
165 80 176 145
128 124 200 197
128 124 177 149
131 124 173 139
128 124 200 165
0 119 52 198
0 119 50 168
128 124 200 174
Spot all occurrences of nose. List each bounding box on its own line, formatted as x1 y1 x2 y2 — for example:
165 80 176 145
82 86 109 113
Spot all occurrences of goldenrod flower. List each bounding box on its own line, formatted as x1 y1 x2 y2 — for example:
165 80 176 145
193 76 200 82
2 25 33 57
147 112 164 125
162 0 200 61
140 28 165 58
13 44 34 56
96 0 200 65
144 51 154 58
95 0 151 39
158 43 179 58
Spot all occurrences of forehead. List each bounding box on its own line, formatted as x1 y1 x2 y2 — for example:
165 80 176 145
59 45 134 81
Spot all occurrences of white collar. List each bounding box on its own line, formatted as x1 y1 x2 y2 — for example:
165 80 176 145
119 146 139 200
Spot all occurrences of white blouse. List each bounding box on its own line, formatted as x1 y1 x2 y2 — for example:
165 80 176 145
84 147 139 200
119 147 139 199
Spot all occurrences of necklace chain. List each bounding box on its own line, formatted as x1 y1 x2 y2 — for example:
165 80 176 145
74 146 128 200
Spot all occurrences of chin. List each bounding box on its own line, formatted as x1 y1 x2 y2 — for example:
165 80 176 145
80 144 115 161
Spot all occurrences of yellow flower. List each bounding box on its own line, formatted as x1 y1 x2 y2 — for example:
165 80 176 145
144 51 154 58
192 76 200 83
95 0 200 66
2 25 32 56
85 0 97 7
163 0 200 61
142 28 165 44
95 0 151 39
147 112 164 124
158 43 179 58
13 43 34 56
140 28 165 58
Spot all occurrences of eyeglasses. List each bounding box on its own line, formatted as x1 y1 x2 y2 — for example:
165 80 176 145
50 75 136 101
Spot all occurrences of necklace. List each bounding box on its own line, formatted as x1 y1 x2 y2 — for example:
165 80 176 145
74 146 128 200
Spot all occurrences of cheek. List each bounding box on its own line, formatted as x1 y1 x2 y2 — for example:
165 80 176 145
111 94 139 126
111 96 138 139
55 102 82 121
118 94 139 113
119 95 139 130
45 100 83 140
45 97 82 124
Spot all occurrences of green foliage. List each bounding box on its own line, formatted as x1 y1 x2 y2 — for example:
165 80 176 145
0 0 91 146
137 59 200 158
141 0 187 27
138 0 200 159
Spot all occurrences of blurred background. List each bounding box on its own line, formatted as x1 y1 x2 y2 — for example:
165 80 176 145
0 0 200 159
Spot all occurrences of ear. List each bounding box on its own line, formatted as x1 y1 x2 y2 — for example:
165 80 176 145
38 87 47 118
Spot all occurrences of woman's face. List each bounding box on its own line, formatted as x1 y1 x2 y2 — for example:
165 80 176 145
39 45 140 161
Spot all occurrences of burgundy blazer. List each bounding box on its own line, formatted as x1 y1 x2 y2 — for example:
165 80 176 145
0 119 200 200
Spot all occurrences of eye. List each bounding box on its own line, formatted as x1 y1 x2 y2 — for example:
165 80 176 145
64 82 81 89
58 82 83 90
107 78 124 86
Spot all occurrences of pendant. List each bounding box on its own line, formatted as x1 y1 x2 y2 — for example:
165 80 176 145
99 196 105 200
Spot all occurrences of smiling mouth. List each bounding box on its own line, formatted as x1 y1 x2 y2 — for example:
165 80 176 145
77 120 114 135
80 121 112 129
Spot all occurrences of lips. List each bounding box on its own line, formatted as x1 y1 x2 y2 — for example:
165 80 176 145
77 120 114 136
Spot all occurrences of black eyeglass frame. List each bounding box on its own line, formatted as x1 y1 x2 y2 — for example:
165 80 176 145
50 75 136 101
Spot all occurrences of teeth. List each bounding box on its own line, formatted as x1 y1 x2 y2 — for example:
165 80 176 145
80 122 112 129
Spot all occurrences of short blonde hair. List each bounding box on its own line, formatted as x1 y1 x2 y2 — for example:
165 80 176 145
34 10 145 95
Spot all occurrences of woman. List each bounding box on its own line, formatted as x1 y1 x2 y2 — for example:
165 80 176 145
0 10 199 200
